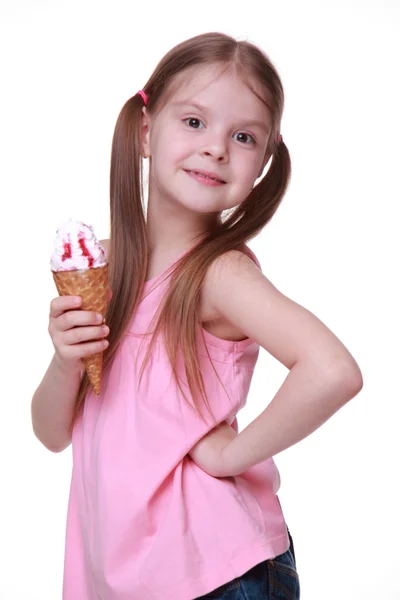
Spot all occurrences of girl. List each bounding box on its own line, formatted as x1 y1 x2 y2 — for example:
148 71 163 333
32 32 363 600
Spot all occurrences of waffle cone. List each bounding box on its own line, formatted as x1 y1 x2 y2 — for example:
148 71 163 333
52 264 109 395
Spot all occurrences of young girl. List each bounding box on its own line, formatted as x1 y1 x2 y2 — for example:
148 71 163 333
32 32 363 600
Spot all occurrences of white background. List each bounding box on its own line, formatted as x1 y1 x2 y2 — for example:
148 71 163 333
1 0 399 598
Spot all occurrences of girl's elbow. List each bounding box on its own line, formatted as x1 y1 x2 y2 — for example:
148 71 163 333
343 357 363 391
330 359 364 399
32 425 71 454
348 369 364 399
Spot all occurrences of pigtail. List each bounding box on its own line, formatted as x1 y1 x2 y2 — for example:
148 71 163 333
70 94 148 434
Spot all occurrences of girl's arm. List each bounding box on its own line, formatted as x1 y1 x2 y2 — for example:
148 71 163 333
189 250 363 478
188 421 238 477
220 358 360 477
31 355 84 452
32 239 111 453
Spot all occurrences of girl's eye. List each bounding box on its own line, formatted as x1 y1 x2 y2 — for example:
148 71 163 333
184 118 204 129
234 132 255 144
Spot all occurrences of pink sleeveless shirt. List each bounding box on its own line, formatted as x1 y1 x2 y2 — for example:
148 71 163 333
63 248 290 600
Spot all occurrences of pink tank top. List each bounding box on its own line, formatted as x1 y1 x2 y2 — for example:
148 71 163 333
63 247 290 600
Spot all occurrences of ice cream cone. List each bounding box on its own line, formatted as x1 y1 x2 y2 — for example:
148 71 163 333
52 263 109 395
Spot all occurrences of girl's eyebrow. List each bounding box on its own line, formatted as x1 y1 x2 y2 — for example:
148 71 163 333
171 101 208 113
172 101 270 134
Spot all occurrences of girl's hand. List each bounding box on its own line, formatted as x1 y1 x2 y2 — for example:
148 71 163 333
48 294 110 372
188 421 238 478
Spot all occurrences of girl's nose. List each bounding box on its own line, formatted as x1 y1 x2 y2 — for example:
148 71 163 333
200 135 229 162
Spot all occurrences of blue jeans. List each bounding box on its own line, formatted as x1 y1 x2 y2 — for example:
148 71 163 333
195 529 300 599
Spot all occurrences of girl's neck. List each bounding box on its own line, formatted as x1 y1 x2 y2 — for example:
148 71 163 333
146 192 219 254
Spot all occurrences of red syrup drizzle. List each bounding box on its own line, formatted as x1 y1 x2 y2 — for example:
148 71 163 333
61 232 95 268
78 234 95 268
61 234 72 262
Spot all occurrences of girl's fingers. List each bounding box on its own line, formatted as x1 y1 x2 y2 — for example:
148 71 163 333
49 295 82 319
57 338 109 362
57 309 103 332
76 339 109 357
63 325 109 346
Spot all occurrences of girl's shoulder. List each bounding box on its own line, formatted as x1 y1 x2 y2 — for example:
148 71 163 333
204 247 262 289
237 245 262 269
199 247 262 342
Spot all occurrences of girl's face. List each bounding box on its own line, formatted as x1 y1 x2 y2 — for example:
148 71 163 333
142 64 272 216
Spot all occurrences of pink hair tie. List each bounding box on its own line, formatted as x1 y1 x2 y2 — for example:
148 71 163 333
137 90 148 106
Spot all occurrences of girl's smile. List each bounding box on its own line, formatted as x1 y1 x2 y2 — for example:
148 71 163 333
184 168 227 186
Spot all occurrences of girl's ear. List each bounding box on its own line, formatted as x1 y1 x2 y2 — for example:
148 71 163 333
141 107 151 158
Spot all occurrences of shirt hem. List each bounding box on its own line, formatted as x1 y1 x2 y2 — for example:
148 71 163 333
149 533 290 600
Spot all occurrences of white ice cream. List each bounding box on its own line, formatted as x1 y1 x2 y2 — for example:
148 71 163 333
50 218 107 272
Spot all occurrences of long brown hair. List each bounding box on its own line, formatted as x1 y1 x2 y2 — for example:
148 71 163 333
69 32 291 435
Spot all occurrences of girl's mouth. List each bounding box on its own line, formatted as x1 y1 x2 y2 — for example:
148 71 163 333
184 169 226 186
